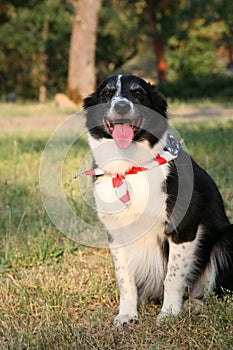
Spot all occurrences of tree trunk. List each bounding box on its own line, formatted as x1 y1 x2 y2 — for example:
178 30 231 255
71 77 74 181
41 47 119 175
153 35 167 83
39 17 49 103
67 0 102 104
145 0 168 83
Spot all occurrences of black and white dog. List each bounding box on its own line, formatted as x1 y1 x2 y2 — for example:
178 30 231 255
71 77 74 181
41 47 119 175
83 74 233 326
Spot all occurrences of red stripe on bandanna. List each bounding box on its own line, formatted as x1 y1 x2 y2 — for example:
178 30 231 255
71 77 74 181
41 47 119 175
119 192 130 205
112 174 124 188
125 166 147 174
154 154 167 165
112 175 130 205
84 169 97 176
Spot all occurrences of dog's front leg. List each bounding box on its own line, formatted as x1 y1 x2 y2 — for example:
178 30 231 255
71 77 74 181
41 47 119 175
110 246 138 327
157 239 196 324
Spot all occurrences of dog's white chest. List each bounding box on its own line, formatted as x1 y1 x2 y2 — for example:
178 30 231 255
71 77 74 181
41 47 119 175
94 164 169 245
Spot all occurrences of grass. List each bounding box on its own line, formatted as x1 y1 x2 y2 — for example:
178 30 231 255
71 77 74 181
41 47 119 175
0 103 233 349
0 101 78 117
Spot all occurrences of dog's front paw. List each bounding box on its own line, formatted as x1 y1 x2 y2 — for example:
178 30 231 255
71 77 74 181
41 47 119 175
114 313 138 327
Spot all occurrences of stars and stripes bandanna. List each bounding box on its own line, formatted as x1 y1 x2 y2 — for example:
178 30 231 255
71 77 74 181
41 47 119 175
74 134 181 206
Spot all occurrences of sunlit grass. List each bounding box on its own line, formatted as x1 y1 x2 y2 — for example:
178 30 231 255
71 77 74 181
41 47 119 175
0 101 79 117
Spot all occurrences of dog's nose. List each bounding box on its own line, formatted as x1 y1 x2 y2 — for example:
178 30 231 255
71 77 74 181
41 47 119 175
114 101 131 115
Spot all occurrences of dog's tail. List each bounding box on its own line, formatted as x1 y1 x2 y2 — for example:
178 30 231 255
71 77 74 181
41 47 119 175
214 224 233 295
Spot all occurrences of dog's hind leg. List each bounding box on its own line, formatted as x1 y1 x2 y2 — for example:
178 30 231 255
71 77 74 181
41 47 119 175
110 246 138 327
215 224 233 295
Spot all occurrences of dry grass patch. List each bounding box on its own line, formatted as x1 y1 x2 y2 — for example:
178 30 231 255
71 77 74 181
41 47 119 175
0 248 233 349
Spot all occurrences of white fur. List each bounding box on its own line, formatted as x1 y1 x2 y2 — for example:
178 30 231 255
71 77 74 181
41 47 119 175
87 132 167 175
159 237 199 320
103 165 169 326
88 130 171 325
116 74 122 96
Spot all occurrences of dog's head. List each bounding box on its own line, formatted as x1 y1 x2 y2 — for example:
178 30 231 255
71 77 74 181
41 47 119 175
83 74 168 150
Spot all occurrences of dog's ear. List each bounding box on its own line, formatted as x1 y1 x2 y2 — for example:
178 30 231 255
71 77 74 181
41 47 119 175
149 84 167 117
83 92 98 109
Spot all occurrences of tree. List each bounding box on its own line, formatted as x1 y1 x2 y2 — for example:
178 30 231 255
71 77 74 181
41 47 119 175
0 0 232 101
67 0 102 104
96 0 184 83
96 0 140 80
39 8 49 104
144 0 168 83
0 0 74 100
213 0 233 67
145 0 185 82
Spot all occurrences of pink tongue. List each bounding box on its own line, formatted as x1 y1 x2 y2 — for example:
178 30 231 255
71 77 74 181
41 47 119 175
112 123 134 149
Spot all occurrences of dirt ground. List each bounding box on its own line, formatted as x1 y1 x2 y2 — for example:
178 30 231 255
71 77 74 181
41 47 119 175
169 104 233 122
0 105 233 133
0 114 85 133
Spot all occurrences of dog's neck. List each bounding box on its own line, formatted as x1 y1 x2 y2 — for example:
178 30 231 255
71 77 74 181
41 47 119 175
76 133 181 206
88 132 168 175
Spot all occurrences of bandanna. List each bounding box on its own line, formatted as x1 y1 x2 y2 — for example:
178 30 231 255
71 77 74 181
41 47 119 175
75 134 181 206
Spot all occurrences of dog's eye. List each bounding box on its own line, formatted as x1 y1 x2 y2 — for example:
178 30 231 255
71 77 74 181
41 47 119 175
131 89 144 98
102 89 115 97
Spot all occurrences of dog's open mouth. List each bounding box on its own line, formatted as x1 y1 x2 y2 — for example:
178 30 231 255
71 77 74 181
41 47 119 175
105 118 143 149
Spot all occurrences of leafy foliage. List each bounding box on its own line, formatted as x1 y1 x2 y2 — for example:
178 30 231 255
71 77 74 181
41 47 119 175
0 0 232 100
96 0 141 79
0 0 74 99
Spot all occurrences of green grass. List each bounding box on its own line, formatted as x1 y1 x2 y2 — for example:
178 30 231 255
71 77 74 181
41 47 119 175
0 104 233 349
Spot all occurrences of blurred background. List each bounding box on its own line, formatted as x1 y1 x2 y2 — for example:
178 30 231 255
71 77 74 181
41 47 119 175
0 0 233 104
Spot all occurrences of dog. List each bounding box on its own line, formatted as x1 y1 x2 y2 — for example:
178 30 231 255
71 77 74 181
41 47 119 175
83 74 233 326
